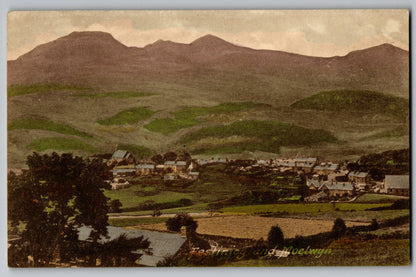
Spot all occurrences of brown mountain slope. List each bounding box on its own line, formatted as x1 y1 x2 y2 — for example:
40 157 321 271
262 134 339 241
7 31 409 100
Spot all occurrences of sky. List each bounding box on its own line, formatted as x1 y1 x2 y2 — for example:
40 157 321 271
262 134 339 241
7 9 409 60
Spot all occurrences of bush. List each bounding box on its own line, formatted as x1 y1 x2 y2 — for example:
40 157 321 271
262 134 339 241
109 199 123 213
166 214 198 232
267 225 284 249
332 218 346 239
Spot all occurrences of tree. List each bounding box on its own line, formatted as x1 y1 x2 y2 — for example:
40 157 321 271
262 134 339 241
332 218 347 239
163 151 177 161
267 225 285 249
166 214 198 232
151 154 164 165
8 152 133 266
109 199 123 213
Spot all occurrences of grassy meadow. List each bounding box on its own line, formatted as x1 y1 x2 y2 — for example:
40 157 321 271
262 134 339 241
28 137 97 152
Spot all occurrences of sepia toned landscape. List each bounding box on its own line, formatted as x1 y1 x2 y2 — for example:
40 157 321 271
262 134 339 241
7 10 410 267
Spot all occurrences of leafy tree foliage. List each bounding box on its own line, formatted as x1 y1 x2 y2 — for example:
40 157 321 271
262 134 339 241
347 149 409 181
267 225 285 249
331 218 347 239
8 152 150 267
166 214 198 232
109 199 123 213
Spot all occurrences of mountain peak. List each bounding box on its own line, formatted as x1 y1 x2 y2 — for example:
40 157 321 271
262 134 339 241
191 34 237 49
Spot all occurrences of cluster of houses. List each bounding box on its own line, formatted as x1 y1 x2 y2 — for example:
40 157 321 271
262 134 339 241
109 150 201 190
108 150 410 198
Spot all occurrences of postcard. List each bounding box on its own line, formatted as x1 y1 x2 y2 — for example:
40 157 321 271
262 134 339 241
7 10 410 267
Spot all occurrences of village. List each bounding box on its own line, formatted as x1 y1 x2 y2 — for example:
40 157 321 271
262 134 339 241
108 149 410 202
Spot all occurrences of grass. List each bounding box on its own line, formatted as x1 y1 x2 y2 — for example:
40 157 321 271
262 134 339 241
108 217 168 227
28 137 97 152
144 102 262 134
73 91 154 98
226 238 410 266
104 185 196 210
118 144 154 159
8 84 91 97
355 193 407 203
179 120 337 154
221 203 392 214
98 107 155 125
8 118 92 138
291 90 409 120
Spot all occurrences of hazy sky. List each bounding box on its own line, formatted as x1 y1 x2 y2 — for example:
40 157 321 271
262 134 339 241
7 10 409 60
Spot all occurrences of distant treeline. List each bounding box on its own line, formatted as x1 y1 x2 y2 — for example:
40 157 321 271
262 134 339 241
347 149 409 181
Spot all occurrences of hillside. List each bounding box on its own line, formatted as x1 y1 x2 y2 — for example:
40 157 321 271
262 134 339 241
7 31 409 167
291 90 409 120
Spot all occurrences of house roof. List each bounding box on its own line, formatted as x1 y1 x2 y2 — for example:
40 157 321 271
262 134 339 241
136 164 155 169
384 175 409 189
164 161 175 165
307 179 321 188
176 161 187 166
322 182 354 191
348 171 368 178
315 164 339 171
112 150 131 159
77 226 185 267
295 158 317 163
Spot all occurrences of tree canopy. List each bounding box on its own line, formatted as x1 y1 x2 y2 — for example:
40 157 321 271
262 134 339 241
8 152 149 267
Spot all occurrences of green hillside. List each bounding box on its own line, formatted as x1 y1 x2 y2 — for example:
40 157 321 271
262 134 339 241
291 90 409 120
8 118 92 138
98 107 155 125
145 102 262 134
28 137 97 152
179 120 337 154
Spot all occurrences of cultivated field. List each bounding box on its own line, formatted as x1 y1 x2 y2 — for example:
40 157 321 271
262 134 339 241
131 215 368 239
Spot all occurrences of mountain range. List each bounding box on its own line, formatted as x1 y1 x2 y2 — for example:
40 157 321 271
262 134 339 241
7 31 409 167
8 31 409 103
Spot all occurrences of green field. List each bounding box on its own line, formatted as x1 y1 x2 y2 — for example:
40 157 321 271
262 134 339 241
104 185 196 210
291 90 409 120
179 120 337 154
221 202 391 214
8 84 91 97
98 107 156 125
226 238 410 266
28 137 97 152
145 102 262 134
355 193 407 203
73 91 154 98
8 118 92 138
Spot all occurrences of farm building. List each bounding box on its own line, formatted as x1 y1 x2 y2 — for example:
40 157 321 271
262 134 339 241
110 178 130 190
136 164 155 175
348 171 369 184
320 182 354 198
110 150 135 165
112 167 136 177
305 192 327 202
306 179 324 191
383 175 410 196
314 163 339 175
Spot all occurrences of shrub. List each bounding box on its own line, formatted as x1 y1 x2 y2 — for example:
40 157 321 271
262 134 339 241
267 225 284 249
332 218 346 239
109 199 123 213
166 214 198 232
